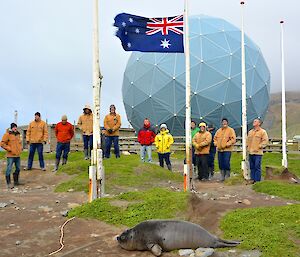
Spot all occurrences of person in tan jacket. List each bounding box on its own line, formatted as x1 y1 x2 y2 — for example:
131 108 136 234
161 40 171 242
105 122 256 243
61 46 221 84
214 118 236 181
25 112 48 171
192 122 212 180
104 104 121 158
78 105 93 160
247 118 269 183
1 123 23 189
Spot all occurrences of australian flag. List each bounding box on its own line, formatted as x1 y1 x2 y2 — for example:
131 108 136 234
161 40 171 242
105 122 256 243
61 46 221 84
114 13 184 53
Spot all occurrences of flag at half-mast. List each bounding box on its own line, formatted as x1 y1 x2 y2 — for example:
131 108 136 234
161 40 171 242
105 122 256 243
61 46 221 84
114 13 184 53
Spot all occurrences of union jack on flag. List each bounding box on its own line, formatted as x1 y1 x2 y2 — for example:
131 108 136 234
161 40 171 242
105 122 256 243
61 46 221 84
146 15 184 36
114 13 184 53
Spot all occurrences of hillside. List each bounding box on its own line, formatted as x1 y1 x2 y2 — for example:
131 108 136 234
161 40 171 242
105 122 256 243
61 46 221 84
264 91 300 139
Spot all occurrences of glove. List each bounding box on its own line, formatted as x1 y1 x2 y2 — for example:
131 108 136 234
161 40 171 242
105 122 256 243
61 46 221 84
108 129 113 134
43 141 47 145
26 141 30 145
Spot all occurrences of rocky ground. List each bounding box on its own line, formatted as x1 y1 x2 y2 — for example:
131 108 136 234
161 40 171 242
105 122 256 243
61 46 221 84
0 160 296 257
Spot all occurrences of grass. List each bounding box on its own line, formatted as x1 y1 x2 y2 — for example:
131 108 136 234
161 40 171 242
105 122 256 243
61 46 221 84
68 188 188 227
220 204 300 257
253 181 300 201
55 154 183 194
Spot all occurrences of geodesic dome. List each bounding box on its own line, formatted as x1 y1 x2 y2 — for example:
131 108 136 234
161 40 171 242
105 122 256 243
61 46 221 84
122 15 270 135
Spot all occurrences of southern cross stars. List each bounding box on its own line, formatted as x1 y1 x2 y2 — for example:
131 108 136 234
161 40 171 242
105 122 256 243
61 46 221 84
160 38 171 48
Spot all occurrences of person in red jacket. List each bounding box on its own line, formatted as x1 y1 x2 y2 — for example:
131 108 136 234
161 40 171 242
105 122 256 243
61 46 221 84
52 115 74 172
138 119 156 162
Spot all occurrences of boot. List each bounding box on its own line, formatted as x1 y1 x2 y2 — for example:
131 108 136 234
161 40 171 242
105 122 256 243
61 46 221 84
167 164 172 171
225 170 231 179
84 149 88 160
62 158 67 165
220 170 225 182
88 148 91 160
6 175 14 189
52 159 60 172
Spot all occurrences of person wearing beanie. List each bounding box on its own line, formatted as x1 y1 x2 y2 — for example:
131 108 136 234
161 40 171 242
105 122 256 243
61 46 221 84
207 123 216 179
247 118 269 183
1 123 23 189
154 124 174 171
52 115 74 172
191 121 200 172
138 118 156 162
192 122 212 181
77 105 93 160
213 118 236 181
25 112 48 171
104 104 122 158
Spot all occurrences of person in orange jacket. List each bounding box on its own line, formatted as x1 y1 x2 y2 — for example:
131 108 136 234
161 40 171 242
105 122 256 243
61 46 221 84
1 123 23 189
52 115 74 172
104 104 121 158
25 112 48 171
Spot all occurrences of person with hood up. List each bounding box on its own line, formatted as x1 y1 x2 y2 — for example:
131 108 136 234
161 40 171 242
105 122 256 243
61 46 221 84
214 118 236 181
25 112 48 171
77 105 93 160
154 124 174 171
192 122 212 181
138 118 156 162
104 104 121 158
52 115 74 172
1 123 23 189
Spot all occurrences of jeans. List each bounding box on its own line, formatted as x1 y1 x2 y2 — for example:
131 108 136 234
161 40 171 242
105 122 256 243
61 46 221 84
28 143 44 169
218 151 231 171
208 152 216 170
56 142 70 160
140 145 152 162
158 153 171 167
83 135 93 150
6 157 21 177
195 154 209 180
105 136 120 158
249 154 262 182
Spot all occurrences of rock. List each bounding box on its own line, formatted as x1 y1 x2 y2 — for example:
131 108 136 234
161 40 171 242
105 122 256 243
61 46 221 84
195 248 214 257
0 203 8 208
67 203 80 209
190 253 195 257
67 188 74 192
90 233 100 238
270 195 275 199
15 207 20 210
202 193 208 197
55 200 60 204
286 202 293 205
38 206 53 212
179 249 194 256
60 210 69 217
122 151 131 156
228 250 236 253
9 200 15 205
242 199 251 205
15 240 22 245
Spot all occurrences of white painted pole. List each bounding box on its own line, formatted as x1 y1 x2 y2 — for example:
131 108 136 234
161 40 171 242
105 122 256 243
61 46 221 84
91 0 104 199
88 166 97 202
184 0 192 191
14 110 18 124
240 1 249 179
280 20 288 168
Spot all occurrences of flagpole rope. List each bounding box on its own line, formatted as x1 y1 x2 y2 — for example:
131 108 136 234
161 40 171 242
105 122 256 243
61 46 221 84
49 217 75 256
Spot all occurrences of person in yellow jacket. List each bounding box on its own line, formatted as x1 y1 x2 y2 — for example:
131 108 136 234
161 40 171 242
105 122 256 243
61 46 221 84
25 112 48 171
78 105 93 160
154 124 174 171
192 122 212 181
247 118 269 183
213 118 236 181
104 104 121 158
1 123 23 189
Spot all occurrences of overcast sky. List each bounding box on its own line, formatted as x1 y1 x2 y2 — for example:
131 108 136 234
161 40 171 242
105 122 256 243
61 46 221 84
0 0 299 136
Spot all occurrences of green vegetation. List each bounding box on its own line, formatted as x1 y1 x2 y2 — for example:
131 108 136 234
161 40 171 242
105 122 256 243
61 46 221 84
55 154 182 194
68 188 188 227
253 181 300 201
221 204 300 257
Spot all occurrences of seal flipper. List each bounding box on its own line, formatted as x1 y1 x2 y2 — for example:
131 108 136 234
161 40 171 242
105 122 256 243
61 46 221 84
146 243 162 256
214 238 241 248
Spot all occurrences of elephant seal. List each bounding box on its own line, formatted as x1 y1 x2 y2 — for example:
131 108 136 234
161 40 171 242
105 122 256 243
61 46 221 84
117 220 240 256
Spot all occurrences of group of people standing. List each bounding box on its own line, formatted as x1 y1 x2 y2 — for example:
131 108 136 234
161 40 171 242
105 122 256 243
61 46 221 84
0 104 122 189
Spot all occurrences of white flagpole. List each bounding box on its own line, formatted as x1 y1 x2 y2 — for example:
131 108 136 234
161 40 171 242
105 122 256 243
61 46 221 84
89 0 104 202
184 0 192 191
240 1 249 179
280 20 288 168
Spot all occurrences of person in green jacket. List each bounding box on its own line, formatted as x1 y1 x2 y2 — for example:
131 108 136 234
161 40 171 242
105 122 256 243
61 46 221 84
191 121 200 171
